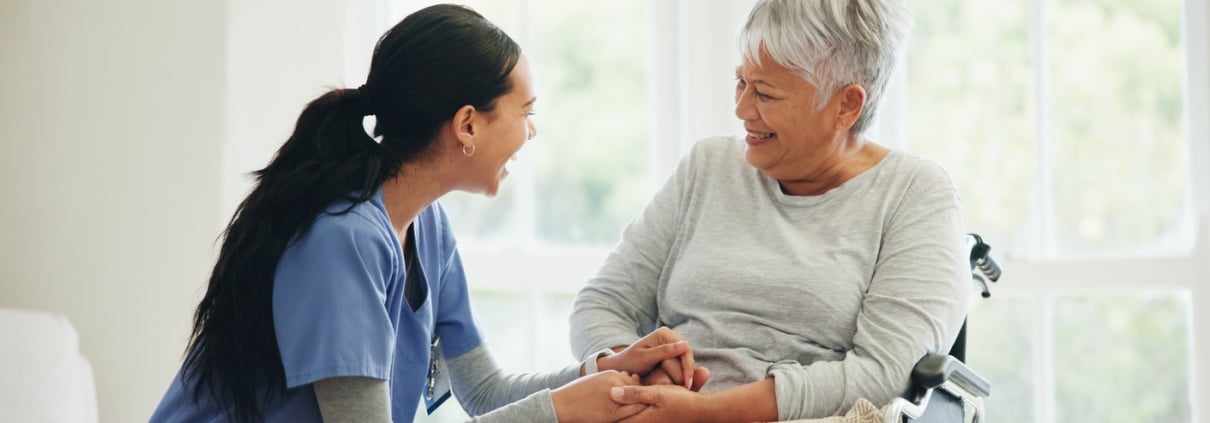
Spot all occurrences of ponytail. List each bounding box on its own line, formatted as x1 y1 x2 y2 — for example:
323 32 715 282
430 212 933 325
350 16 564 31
183 87 390 422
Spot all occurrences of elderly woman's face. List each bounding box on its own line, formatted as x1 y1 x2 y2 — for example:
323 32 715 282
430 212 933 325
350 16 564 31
734 48 848 180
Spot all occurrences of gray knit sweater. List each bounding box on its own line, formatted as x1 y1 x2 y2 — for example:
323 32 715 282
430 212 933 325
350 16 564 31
569 136 971 420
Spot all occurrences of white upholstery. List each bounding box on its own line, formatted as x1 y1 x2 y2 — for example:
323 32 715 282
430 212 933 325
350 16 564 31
0 308 99 423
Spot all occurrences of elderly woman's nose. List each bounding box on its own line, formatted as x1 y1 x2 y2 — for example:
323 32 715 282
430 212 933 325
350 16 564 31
735 89 760 121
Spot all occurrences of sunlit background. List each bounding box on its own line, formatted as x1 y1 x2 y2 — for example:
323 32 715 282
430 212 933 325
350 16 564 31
1 0 1208 422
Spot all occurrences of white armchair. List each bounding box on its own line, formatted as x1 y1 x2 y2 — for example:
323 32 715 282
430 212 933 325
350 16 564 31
0 307 99 423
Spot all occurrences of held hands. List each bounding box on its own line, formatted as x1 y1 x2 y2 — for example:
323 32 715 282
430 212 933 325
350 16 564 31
560 327 711 423
642 364 710 392
609 384 707 423
551 371 646 423
597 327 710 390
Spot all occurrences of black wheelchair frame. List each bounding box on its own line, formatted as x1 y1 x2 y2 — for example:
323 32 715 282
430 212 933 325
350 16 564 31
886 233 1001 423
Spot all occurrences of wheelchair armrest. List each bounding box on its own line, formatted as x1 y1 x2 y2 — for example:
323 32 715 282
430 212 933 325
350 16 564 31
911 353 990 398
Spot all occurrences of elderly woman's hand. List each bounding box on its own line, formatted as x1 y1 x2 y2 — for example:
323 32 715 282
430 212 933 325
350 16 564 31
597 327 709 389
642 362 710 391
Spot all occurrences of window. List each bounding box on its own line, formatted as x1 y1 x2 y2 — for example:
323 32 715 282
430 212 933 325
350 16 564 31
363 1 1208 422
905 0 1191 260
902 0 1198 420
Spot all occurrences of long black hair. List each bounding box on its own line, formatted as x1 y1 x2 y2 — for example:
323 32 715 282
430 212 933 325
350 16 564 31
182 5 520 421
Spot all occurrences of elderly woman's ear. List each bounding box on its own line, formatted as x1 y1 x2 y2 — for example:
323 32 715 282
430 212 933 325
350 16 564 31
835 84 868 131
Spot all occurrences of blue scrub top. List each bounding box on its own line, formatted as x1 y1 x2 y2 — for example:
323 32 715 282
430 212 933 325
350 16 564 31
151 189 483 422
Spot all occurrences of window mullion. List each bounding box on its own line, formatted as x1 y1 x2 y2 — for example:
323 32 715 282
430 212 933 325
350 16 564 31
1184 0 1210 217
1037 295 1057 423
1184 0 1210 410
1032 0 1056 260
1030 0 1058 421
645 0 687 192
515 0 537 251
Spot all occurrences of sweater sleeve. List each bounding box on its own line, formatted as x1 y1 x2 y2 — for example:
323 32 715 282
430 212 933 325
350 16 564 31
568 147 696 360
768 164 972 419
448 344 579 418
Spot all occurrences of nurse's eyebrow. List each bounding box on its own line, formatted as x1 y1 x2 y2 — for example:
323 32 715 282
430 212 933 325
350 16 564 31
523 97 537 107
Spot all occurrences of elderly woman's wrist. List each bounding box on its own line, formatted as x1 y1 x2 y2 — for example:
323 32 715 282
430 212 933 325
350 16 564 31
696 391 728 423
581 348 616 374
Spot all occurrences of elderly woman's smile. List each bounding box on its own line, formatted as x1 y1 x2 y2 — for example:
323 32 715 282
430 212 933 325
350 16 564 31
745 129 776 144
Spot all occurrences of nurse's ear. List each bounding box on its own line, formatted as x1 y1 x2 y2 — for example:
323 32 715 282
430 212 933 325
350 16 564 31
451 105 480 151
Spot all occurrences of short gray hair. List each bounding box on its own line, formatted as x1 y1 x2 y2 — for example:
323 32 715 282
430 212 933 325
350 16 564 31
739 0 913 136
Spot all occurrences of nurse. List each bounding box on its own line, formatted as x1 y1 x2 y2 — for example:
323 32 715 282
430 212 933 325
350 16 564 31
150 4 695 422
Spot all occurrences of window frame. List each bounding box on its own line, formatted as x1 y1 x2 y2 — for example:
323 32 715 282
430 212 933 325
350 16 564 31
373 0 1210 420
618 0 1210 419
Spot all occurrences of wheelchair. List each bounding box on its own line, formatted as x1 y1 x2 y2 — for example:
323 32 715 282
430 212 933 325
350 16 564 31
883 234 1001 423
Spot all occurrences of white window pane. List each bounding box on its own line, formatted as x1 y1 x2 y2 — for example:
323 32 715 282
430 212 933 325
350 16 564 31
536 292 577 365
472 292 536 372
441 189 521 247
967 295 1038 422
905 0 1038 257
1047 0 1190 256
528 0 651 245
406 0 652 247
1053 293 1191 422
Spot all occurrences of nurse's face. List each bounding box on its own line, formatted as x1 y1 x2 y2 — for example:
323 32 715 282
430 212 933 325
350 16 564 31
462 55 538 197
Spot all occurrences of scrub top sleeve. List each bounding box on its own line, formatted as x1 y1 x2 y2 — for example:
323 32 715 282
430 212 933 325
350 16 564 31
273 214 397 388
435 244 484 359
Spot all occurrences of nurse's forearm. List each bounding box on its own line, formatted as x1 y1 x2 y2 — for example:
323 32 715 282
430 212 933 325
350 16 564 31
448 345 580 416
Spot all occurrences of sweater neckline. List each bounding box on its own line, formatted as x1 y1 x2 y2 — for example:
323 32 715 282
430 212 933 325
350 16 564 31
761 149 898 207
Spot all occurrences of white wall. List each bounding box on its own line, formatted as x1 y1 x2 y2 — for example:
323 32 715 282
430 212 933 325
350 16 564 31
0 1 226 422
0 0 368 421
222 0 380 221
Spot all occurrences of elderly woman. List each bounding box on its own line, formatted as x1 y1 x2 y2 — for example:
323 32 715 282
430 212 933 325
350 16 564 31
569 0 970 421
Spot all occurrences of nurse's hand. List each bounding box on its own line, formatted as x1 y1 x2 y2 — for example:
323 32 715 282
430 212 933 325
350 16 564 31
609 384 705 423
598 327 704 389
551 370 645 423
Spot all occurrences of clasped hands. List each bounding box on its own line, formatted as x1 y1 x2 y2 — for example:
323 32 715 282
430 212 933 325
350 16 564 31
552 327 712 423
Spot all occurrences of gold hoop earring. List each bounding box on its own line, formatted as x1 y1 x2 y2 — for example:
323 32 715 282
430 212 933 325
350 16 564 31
462 143 476 157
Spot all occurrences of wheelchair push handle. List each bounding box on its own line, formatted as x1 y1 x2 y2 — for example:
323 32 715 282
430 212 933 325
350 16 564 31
975 252 1001 282
966 233 1001 298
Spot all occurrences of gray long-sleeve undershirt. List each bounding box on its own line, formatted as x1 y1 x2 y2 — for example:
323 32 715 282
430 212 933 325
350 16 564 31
569 136 971 419
314 344 579 422
451 344 579 422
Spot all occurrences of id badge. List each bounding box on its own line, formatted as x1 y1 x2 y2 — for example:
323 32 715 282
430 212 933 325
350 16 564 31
424 337 452 414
